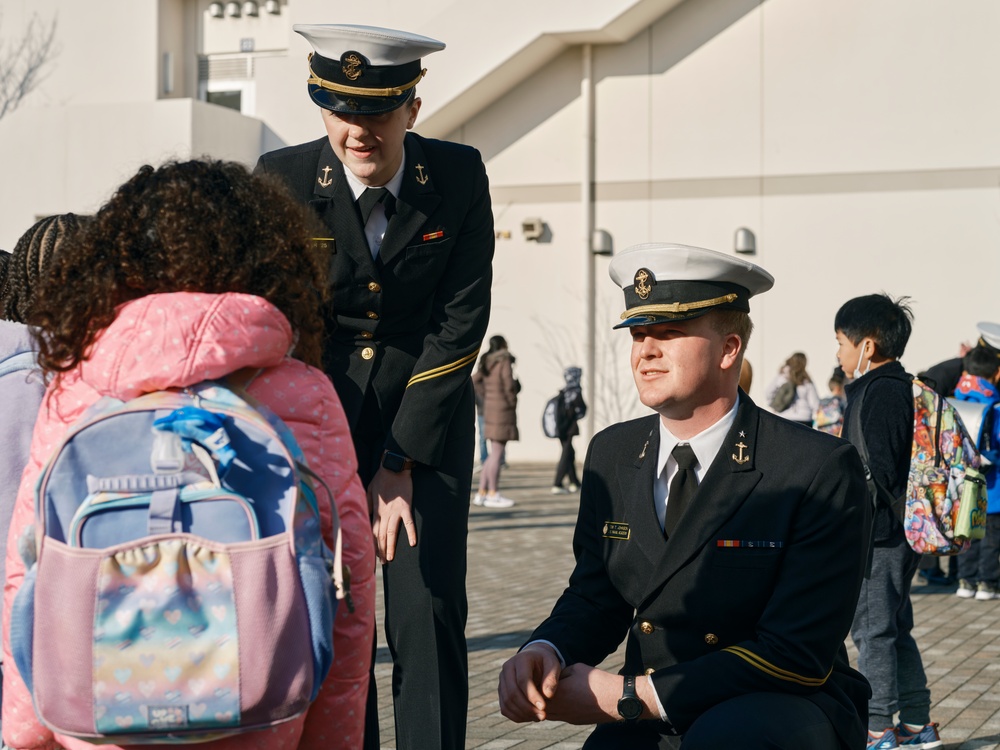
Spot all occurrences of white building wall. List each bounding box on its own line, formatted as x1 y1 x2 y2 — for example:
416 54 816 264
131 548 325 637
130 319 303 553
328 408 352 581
1 0 998 465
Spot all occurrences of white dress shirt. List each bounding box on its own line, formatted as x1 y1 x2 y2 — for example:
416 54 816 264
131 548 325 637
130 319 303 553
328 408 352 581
654 398 740 532
342 149 406 258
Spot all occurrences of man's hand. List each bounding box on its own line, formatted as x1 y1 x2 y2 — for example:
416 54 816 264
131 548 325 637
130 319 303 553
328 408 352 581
367 465 416 563
543 663 624 725
498 643 562 722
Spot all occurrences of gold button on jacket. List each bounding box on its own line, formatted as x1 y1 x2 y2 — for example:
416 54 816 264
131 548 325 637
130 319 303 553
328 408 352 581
639 621 655 635
361 347 375 360
704 633 719 645
368 281 381 292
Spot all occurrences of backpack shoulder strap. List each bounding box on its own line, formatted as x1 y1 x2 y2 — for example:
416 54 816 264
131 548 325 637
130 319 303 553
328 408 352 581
0 350 38 379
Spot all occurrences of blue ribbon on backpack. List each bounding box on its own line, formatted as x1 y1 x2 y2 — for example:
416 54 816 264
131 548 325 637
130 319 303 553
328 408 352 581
153 407 237 471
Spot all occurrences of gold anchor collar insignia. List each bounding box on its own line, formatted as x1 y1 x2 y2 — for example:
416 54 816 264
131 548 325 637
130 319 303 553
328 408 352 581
634 267 655 300
415 163 429 185
732 440 750 465
317 165 333 188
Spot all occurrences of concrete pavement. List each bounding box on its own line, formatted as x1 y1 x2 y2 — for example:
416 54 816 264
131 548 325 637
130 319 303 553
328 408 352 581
371 463 1000 749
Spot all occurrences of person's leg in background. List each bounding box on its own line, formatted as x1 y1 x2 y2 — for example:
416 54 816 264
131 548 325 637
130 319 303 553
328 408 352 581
477 412 488 465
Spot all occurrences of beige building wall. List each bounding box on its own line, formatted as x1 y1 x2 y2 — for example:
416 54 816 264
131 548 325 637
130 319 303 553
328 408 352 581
1 0 998 463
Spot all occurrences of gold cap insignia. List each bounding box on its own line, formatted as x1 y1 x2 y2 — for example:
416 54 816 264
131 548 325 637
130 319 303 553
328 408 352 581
634 267 655 300
341 52 364 81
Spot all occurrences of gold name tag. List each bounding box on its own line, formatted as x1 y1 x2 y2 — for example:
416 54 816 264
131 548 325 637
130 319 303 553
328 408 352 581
311 237 336 254
602 522 630 540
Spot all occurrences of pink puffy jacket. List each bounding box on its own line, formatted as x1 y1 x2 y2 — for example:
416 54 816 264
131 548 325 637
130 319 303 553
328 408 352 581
2 292 375 750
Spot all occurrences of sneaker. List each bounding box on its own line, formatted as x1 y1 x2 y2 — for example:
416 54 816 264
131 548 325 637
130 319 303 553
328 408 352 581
550 486 570 494
895 721 942 748
481 493 514 508
975 581 999 601
567 483 580 492
918 568 950 585
867 728 899 749
956 578 976 598
472 493 485 506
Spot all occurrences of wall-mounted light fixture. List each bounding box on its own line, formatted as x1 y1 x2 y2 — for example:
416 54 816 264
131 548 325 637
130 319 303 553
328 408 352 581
522 217 545 241
224 1 241 17
734 227 756 255
162 51 174 95
264 0 281 13
208 2 224 17
242 1 259 16
591 229 613 256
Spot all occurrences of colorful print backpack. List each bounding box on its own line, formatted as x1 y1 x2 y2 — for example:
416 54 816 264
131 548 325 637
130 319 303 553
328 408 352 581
9 378 350 743
849 375 987 558
905 379 987 555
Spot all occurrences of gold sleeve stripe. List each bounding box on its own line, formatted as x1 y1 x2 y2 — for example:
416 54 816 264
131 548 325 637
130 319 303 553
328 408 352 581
406 350 479 388
722 646 830 687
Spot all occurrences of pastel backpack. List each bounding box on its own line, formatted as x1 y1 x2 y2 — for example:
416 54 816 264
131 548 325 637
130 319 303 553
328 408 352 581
9 377 350 743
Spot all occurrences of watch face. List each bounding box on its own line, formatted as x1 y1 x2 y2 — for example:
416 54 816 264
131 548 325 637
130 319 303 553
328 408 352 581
383 452 404 472
617 696 642 721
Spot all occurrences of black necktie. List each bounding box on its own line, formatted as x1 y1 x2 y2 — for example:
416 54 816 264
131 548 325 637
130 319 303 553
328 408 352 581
357 187 394 225
664 443 698 537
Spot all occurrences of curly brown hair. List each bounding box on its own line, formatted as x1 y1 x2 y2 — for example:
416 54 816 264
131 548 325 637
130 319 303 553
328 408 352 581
29 159 328 375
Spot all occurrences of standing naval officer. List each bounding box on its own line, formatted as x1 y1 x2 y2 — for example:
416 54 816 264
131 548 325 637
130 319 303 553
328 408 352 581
255 24 494 750
498 243 872 749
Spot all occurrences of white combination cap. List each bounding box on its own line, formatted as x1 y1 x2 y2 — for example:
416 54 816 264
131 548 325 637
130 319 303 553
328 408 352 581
294 24 445 115
608 242 774 329
976 321 1000 351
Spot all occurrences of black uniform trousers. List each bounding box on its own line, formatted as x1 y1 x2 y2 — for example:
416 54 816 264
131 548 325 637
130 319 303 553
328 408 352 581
354 388 473 750
584 692 841 749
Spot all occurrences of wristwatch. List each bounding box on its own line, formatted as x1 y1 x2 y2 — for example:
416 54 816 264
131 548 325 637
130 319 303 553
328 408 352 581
617 674 643 723
381 450 416 473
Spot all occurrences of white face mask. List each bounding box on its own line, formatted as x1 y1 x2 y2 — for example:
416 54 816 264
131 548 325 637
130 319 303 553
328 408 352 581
853 341 872 380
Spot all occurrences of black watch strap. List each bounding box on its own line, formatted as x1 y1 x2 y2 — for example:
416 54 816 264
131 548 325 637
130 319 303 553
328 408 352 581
617 674 643 723
382 450 416 472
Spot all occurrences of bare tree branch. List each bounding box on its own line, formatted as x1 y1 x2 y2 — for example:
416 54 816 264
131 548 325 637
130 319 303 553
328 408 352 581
0 12 59 121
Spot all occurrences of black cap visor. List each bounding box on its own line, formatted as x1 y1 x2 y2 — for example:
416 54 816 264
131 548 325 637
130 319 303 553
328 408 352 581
308 53 422 115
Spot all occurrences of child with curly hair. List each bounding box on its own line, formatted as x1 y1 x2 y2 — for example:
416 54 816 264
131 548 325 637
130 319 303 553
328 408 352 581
1 160 374 750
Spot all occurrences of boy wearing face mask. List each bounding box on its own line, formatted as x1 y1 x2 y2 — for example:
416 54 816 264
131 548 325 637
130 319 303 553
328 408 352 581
834 294 941 750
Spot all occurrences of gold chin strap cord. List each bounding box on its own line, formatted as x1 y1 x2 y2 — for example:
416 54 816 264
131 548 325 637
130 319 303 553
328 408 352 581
307 63 427 98
620 293 739 320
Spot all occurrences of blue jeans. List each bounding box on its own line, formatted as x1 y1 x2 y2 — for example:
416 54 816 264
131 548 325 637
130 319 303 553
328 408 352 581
957 513 1000 585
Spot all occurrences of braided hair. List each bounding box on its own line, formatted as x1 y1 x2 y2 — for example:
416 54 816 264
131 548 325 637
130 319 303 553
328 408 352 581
0 213 88 323
0 250 10 299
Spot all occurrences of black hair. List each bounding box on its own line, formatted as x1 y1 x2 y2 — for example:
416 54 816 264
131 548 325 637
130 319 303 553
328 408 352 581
0 250 10 297
1 214 89 324
829 365 846 386
834 293 914 360
963 345 1000 380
